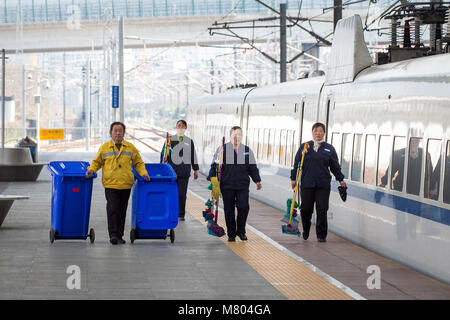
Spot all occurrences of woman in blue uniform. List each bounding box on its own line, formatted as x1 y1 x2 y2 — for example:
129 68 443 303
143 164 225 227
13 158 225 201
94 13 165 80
290 122 346 242
208 126 262 242
161 120 199 221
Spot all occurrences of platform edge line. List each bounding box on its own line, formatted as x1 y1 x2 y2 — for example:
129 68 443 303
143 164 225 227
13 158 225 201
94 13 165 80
188 189 366 301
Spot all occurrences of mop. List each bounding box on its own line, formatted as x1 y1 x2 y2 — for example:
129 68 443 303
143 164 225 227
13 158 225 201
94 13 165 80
205 137 226 237
207 199 225 237
281 143 307 236
202 199 214 222
280 198 299 228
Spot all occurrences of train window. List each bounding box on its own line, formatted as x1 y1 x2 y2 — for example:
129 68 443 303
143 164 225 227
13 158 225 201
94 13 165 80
280 130 287 166
268 129 273 162
263 129 269 162
292 130 298 166
331 133 341 161
444 141 450 204
341 133 352 179
253 129 258 155
258 129 264 161
351 134 363 182
377 135 392 188
274 129 280 165
424 139 441 200
253 129 258 159
390 137 406 192
286 130 294 167
406 138 423 196
364 135 377 185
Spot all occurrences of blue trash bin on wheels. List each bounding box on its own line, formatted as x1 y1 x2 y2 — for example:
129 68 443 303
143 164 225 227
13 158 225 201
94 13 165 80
130 163 178 243
47 161 97 243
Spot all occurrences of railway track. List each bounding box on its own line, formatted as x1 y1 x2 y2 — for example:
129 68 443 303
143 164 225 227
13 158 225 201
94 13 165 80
126 125 169 153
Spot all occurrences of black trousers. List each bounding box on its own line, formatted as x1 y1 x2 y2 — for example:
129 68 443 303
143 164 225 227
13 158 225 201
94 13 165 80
105 188 131 239
177 177 189 218
221 189 250 238
300 187 331 239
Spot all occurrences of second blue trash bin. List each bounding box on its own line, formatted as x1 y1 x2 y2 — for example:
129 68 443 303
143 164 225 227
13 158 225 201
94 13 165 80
47 161 97 243
130 163 178 243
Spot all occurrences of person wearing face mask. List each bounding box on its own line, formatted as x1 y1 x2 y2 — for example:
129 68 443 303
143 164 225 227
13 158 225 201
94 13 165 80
290 122 346 242
207 126 262 242
160 120 199 221
86 122 150 245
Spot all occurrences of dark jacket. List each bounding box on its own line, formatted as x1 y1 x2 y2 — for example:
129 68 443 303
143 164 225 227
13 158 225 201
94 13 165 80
207 142 261 191
160 135 199 178
290 140 344 188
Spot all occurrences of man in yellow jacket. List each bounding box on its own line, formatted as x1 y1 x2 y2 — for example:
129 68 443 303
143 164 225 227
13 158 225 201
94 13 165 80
86 122 150 245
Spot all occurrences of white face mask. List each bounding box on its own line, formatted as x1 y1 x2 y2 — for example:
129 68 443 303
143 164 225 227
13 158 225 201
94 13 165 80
176 128 186 136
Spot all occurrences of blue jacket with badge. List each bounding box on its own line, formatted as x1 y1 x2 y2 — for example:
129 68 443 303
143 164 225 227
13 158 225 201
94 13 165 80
208 142 261 191
290 140 344 188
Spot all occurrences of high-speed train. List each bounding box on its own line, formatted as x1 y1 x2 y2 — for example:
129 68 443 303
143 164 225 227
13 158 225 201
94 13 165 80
186 15 450 284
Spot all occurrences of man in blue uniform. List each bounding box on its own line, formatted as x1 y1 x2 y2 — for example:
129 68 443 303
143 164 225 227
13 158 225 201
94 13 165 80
161 120 199 221
290 122 346 242
208 126 262 242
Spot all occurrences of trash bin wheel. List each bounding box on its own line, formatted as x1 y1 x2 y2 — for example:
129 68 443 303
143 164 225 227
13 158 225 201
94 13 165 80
89 228 95 243
169 229 175 243
130 229 136 244
49 228 55 243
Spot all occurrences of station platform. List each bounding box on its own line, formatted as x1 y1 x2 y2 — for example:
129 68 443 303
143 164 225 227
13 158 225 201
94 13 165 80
1 152 450 300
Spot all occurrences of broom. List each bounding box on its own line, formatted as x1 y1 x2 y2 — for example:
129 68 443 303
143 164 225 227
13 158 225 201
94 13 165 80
282 143 308 236
162 132 172 163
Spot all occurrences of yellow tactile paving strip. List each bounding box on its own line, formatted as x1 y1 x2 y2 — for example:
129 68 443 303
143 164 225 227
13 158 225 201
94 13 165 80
186 191 354 300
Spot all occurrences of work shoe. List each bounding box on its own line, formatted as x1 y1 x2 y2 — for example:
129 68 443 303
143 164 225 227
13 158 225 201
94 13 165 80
302 231 309 240
228 236 236 242
118 238 126 244
317 238 327 243
110 237 118 245
237 233 248 241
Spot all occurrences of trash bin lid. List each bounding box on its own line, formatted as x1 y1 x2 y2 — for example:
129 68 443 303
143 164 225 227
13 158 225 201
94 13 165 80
133 163 177 182
47 161 92 177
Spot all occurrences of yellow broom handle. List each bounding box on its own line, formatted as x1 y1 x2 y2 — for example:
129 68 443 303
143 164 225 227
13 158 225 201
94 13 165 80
288 143 307 224
164 136 171 162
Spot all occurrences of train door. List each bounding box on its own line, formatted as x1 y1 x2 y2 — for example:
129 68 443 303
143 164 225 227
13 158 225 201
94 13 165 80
297 97 305 146
241 87 256 145
318 92 334 142
241 103 250 145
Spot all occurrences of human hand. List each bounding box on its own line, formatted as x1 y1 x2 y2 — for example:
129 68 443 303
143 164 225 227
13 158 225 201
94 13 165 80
291 181 296 190
86 169 95 178
256 182 262 190
340 180 347 188
194 170 199 180
142 173 151 181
